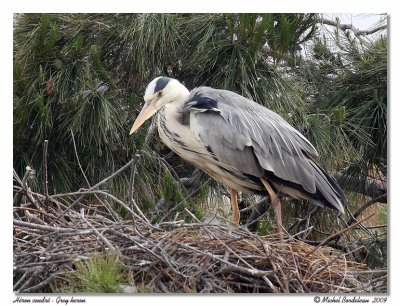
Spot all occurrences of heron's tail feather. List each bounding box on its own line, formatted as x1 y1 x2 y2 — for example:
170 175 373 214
311 161 346 212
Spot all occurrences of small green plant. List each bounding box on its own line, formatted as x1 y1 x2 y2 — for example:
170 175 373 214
257 219 273 236
63 255 123 293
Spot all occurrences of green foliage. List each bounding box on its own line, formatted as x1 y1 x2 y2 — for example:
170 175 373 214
330 106 347 125
257 219 272 236
327 37 387 176
361 232 387 269
296 33 387 177
162 168 183 207
89 44 115 87
267 14 318 63
14 14 135 193
62 255 123 293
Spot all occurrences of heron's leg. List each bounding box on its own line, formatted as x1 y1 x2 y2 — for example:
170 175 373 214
260 178 284 240
229 188 240 225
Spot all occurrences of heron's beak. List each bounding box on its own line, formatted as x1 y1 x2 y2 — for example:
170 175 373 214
129 100 157 134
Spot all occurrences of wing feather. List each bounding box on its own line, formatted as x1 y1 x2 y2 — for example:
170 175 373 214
185 87 318 193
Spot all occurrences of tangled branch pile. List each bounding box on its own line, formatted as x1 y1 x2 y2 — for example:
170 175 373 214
13 165 386 293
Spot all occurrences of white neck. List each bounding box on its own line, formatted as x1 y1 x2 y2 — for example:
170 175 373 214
167 80 190 107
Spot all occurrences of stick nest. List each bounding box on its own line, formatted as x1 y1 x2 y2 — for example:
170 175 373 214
13 168 386 293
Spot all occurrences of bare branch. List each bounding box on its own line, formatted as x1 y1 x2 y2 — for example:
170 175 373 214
320 18 387 36
333 172 387 203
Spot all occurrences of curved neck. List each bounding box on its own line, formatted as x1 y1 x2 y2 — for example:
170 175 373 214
171 83 190 107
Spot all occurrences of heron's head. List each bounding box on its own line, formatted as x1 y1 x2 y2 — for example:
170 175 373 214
129 76 189 134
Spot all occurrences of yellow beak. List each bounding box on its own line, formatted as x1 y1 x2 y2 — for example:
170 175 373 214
129 100 157 135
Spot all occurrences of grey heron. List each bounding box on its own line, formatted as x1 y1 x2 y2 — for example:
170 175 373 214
130 76 346 238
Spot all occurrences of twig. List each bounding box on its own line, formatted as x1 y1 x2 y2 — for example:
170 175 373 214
143 150 189 195
289 206 320 235
262 276 279 293
128 154 139 207
80 211 118 254
14 219 95 234
70 130 121 221
42 141 50 215
244 198 270 231
70 130 91 187
306 213 374 257
56 159 135 220
178 242 274 278
365 224 387 230
42 140 49 197
157 177 212 223
52 189 149 226
21 274 56 293
13 268 33 291
347 194 387 226
17 268 43 292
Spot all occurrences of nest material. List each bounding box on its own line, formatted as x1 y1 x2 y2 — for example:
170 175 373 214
13 168 386 293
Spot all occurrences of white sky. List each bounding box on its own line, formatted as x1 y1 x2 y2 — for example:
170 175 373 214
325 13 385 28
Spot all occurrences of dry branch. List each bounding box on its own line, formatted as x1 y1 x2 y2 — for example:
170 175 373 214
320 18 387 37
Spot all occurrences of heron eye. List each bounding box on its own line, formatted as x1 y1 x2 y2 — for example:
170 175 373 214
157 91 162 97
